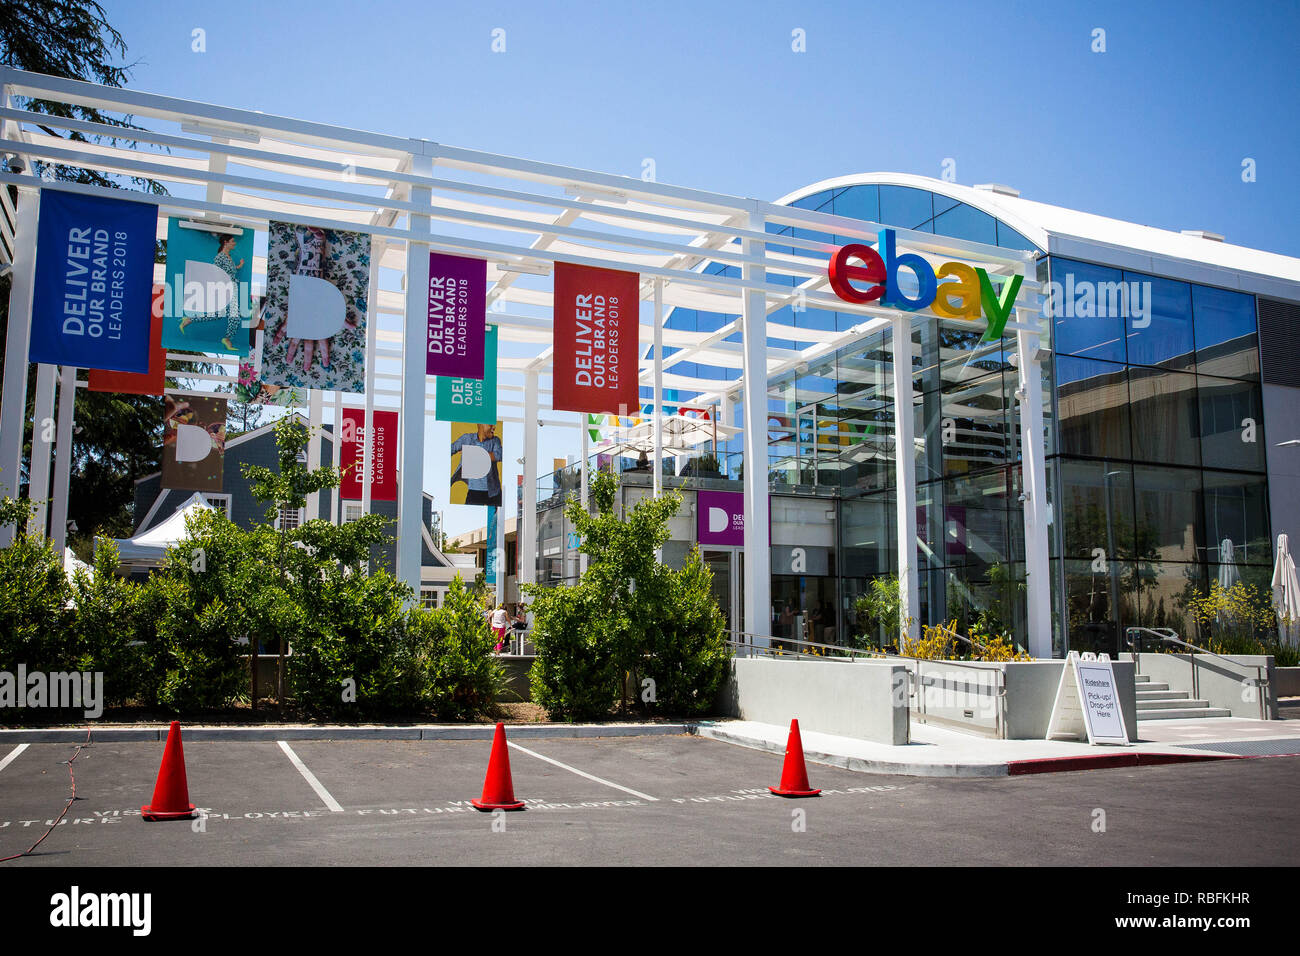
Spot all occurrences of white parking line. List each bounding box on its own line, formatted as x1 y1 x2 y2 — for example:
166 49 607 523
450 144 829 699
507 741 658 802
0 743 28 774
277 741 344 812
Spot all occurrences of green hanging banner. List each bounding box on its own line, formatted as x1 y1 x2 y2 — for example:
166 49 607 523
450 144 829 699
436 325 497 424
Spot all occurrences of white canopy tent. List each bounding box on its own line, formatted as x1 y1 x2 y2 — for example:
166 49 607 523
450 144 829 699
104 493 214 571
0 67 1049 652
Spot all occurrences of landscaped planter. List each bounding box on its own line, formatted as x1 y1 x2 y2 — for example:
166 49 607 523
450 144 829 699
1277 667 1300 698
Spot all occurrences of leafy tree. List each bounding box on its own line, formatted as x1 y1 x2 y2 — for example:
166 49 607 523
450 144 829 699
523 471 727 720
0 0 164 193
0 2 172 547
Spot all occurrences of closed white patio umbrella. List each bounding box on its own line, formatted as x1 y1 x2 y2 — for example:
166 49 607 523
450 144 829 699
1273 534 1300 646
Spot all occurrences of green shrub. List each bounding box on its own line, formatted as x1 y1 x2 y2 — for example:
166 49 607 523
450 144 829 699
413 575 504 720
289 567 418 718
639 547 728 715
528 583 620 720
524 472 730 720
0 498 72 680
68 538 161 707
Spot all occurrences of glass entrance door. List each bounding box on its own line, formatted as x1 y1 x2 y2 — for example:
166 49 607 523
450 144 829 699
701 549 738 640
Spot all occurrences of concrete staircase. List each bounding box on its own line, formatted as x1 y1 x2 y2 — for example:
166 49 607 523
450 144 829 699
1135 674 1232 720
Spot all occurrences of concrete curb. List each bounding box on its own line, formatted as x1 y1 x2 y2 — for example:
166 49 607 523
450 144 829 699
695 724 1252 778
1005 752 1235 775
695 724 1009 778
0 722 697 743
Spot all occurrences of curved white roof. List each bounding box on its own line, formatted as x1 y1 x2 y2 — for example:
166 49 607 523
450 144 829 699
776 173 1300 297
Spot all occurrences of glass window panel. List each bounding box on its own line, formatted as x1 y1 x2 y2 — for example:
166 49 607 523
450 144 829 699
931 192 961 217
940 372 1010 476
841 495 894 577
1133 561 1204 636
1193 285 1259 380
931 202 997 245
1055 356 1132 459
1197 376 1266 472
1128 366 1200 467
1132 465 1204 563
792 191 832 210
1062 558 1138 656
1049 258 1127 362
879 186 934 230
943 471 1011 570
831 185 879 224
996 221 1038 252
1124 274 1193 370
1203 470 1271 565
1059 460 1135 562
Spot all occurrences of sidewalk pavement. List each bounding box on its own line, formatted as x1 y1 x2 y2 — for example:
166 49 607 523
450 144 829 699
695 717 1300 778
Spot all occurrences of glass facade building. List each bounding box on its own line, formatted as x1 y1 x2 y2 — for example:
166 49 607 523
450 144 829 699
535 176 1298 657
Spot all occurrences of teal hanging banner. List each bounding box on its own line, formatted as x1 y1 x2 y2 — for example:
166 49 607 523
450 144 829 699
436 325 497 424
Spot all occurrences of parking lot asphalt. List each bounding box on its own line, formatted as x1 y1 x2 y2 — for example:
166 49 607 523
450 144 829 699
1 733 1297 866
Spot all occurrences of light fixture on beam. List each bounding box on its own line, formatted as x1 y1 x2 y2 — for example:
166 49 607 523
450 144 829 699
493 259 552 277
564 184 628 204
177 219 245 236
180 120 261 143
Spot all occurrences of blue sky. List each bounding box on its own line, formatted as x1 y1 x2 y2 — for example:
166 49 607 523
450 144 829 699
101 0 1300 534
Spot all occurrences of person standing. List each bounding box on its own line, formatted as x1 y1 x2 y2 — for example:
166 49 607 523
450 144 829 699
490 603 510 655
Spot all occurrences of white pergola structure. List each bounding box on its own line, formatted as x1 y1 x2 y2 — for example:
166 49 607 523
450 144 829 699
0 68 1049 654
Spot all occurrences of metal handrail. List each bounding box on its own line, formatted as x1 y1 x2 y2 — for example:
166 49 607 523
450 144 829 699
724 630 879 660
1125 626 1269 719
724 629 1008 737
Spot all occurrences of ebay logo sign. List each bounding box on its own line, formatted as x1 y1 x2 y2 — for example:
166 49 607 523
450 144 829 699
828 229 1023 341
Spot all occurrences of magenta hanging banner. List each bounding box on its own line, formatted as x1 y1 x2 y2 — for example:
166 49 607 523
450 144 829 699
426 251 486 380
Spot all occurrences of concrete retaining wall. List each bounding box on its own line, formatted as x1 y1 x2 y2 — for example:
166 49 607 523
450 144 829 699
717 657 909 745
1276 667 1300 698
905 659 1137 741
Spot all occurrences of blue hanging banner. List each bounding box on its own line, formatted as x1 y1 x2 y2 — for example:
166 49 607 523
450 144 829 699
30 190 157 373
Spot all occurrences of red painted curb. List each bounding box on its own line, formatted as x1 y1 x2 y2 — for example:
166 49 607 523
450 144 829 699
1006 752 1234 775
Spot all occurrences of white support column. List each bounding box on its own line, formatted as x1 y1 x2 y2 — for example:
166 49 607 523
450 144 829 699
740 207 770 646
50 366 76 559
331 390 343 524
1017 312 1052 659
361 246 381 521
398 152 433 598
652 278 664 499
520 369 539 590
579 411 589 574
891 313 919 645
307 388 322 520
0 185 38 545
27 364 57 537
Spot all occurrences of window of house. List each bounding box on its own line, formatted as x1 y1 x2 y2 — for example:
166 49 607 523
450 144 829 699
345 504 363 523
203 494 232 518
277 505 303 530
420 588 439 608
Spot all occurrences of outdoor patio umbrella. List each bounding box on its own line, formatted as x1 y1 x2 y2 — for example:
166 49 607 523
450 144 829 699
1217 538 1240 591
1272 533 1300 646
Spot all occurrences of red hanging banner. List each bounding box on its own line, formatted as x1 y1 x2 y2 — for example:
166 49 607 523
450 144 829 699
340 408 398 502
88 287 167 396
551 262 640 415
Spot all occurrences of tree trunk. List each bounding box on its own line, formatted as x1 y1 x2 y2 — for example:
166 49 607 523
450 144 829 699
277 636 286 713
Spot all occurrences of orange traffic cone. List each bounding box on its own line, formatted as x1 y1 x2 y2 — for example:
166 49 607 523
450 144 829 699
141 721 197 821
471 722 526 811
769 718 821 797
